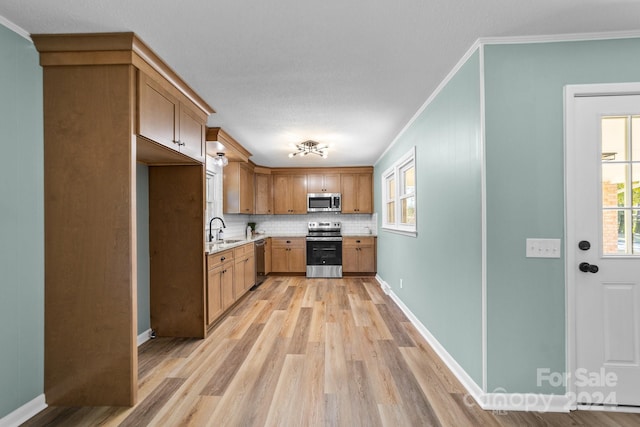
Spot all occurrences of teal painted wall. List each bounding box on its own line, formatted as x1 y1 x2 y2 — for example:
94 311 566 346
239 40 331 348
136 164 151 335
484 38 640 393
375 51 483 384
0 25 44 417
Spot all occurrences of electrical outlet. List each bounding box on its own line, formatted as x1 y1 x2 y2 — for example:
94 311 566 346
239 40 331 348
400 278 403 289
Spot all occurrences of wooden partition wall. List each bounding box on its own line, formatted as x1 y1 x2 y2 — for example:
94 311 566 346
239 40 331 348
34 33 213 407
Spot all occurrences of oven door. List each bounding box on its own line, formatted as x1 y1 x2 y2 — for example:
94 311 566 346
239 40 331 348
306 238 343 278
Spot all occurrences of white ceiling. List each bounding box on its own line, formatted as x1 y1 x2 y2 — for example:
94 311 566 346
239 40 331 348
2 1 639 167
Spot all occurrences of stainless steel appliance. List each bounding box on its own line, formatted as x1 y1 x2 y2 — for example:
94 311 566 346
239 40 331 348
306 221 342 278
254 239 266 288
307 193 341 213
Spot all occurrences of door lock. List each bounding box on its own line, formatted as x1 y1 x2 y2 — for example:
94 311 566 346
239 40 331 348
578 240 591 251
579 262 599 273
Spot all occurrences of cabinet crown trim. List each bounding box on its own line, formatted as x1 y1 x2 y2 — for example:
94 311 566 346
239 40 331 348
32 32 215 116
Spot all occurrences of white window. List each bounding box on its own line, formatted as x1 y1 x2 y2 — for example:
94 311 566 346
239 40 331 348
382 146 416 236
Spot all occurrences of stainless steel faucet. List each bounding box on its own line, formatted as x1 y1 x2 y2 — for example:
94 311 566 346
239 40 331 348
208 216 226 242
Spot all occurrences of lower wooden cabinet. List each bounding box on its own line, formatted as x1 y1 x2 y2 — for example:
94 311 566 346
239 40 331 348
271 237 306 273
207 242 256 326
343 237 376 274
234 243 255 296
207 249 234 325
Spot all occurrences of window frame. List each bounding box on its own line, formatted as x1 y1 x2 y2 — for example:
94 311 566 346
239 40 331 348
381 146 417 236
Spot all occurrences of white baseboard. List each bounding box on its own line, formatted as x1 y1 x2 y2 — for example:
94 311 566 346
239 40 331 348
374 275 570 413
0 394 46 427
137 328 152 347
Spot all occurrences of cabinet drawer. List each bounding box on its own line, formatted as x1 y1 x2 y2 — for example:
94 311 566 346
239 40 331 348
343 236 375 247
233 242 254 258
207 249 234 270
271 237 305 248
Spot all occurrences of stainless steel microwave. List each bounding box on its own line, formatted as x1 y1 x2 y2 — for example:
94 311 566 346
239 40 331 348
307 193 341 212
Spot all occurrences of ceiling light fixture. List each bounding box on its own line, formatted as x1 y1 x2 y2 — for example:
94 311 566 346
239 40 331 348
213 152 229 167
288 140 328 159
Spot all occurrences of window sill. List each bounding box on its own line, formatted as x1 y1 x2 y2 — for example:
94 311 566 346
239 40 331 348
381 226 417 238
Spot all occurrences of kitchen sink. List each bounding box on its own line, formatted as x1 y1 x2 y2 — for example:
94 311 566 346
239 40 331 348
221 239 243 244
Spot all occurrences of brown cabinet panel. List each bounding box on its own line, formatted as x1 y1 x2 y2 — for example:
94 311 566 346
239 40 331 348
207 266 224 324
273 175 307 214
255 173 273 214
342 237 376 273
271 237 306 272
138 72 206 163
307 173 341 193
139 72 178 148
341 173 373 213
224 162 254 214
179 105 205 162
221 263 235 310
265 238 272 274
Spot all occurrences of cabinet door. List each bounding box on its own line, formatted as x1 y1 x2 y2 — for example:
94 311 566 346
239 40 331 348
356 173 373 213
244 254 255 291
221 263 235 310
289 247 306 273
342 245 359 273
207 266 223 324
290 175 308 214
255 174 273 214
271 246 289 272
265 238 272 274
138 73 178 149
358 245 376 273
235 257 246 298
323 174 341 193
178 104 204 162
240 164 254 214
308 173 340 193
307 174 325 193
341 174 358 213
273 175 292 214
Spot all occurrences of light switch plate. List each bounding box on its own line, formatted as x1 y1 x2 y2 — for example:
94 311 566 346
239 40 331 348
526 238 561 258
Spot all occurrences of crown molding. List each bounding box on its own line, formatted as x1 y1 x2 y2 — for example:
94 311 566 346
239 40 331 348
478 29 640 46
0 14 31 41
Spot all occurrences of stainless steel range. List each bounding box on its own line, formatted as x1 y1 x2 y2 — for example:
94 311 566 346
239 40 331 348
306 221 342 278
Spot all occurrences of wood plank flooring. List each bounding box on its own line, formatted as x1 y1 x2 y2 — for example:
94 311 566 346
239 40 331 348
22 276 640 426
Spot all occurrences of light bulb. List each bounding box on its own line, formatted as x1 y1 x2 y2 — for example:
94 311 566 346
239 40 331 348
288 153 295 158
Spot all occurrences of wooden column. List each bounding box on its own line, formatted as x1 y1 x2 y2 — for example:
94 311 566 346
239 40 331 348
40 62 138 406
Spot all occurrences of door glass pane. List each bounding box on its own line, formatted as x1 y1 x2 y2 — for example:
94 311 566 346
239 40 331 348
602 116 628 161
601 164 626 208
603 209 626 255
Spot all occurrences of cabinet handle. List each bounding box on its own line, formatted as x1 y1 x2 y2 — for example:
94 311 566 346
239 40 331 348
356 240 361 243
221 256 226 261
286 240 291 243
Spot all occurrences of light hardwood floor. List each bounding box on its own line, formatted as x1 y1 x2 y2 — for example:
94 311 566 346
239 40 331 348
23 276 640 426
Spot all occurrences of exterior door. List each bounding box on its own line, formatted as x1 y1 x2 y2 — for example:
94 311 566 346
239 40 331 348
567 84 640 408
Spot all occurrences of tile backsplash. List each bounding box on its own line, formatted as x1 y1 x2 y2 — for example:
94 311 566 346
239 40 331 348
216 213 377 239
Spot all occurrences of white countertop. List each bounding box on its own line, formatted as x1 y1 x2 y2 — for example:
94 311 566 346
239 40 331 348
204 232 376 255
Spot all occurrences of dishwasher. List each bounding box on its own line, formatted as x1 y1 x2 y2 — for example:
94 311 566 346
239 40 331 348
254 239 266 288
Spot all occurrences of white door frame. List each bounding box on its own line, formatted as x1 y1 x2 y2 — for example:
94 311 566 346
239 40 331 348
565 82 640 411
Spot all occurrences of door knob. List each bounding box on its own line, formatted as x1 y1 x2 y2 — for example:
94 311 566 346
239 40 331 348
579 262 599 273
578 241 591 250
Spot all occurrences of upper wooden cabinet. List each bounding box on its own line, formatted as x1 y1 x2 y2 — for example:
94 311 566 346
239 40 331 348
307 173 340 193
273 174 307 214
341 173 373 213
254 173 273 215
138 72 207 162
224 162 254 214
